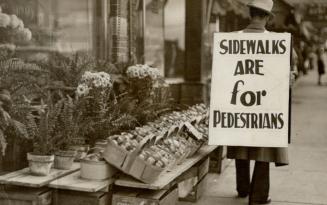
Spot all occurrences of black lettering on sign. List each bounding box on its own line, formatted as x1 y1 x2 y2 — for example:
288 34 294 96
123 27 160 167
212 111 285 129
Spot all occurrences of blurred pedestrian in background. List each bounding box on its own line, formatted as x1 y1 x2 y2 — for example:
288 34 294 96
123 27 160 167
308 45 318 71
317 48 325 85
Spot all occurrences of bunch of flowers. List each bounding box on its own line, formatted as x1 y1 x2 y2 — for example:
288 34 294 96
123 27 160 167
0 7 32 44
74 71 132 143
125 64 164 106
76 71 113 97
126 64 161 80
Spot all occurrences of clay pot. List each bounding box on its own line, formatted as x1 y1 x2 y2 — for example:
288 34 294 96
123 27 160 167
27 153 54 176
54 150 77 170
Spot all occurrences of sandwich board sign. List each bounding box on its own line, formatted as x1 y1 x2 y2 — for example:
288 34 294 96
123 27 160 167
209 32 291 147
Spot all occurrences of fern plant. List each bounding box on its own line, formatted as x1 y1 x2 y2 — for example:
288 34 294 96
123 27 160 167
24 95 81 155
0 89 31 155
0 58 48 103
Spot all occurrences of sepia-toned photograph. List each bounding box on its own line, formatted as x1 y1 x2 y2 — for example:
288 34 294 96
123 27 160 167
0 0 326 204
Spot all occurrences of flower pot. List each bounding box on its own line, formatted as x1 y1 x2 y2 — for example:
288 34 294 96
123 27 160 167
80 159 117 180
27 153 54 176
54 150 77 170
68 145 90 161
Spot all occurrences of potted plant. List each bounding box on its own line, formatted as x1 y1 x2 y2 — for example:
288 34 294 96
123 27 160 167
51 96 78 170
74 71 120 180
25 101 55 176
25 96 76 175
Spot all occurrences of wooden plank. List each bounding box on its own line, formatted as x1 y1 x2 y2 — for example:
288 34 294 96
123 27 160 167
0 163 80 188
49 171 114 192
53 190 109 205
0 186 52 205
114 145 217 190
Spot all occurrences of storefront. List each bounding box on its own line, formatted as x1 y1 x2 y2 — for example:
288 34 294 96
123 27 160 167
0 0 224 105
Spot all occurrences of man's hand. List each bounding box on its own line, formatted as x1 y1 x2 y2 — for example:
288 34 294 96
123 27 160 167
290 70 297 88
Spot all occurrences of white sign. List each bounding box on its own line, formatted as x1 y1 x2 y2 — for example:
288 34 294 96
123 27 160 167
209 33 291 147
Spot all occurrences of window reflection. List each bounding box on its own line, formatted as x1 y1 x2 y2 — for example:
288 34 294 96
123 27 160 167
144 0 165 75
164 0 185 78
0 0 95 54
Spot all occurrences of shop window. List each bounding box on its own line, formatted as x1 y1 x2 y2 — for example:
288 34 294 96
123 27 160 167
164 0 185 79
143 0 165 74
52 0 95 53
0 0 96 55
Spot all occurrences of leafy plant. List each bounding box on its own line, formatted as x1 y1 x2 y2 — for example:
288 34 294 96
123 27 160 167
0 58 48 103
122 64 178 125
74 71 131 143
24 95 81 155
42 52 118 87
0 89 31 155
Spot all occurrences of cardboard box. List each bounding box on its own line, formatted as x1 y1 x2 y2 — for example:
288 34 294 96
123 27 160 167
0 186 52 205
53 190 110 205
179 175 207 202
112 187 178 205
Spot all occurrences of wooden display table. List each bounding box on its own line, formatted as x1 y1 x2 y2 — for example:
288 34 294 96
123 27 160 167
49 171 115 192
49 171 115 205
114 145 217 190
0 186 52 205
52 189 110 205
0 163 80 188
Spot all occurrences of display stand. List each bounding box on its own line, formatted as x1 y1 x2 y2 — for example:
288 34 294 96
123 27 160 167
0 163 80 205
111 145 216 204
114 145 217 190
0 185 52 205
49 171 114 193
0 163 80 188
49 170 115 205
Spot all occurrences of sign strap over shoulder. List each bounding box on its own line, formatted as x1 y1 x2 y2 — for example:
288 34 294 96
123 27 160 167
237 30 269 33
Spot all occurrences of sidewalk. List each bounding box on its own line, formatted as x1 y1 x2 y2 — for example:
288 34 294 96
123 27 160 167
179 71 327 205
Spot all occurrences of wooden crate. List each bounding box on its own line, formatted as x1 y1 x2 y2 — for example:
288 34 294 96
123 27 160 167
177 157 209 199
197 157 209 181
179 175 207 202
53 189 110 205
112 186 178 205
209 146 224 173
0 186 52 205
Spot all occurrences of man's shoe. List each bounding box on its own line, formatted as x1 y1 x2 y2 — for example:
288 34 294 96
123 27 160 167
251 197 271 204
